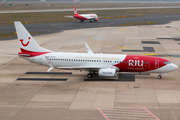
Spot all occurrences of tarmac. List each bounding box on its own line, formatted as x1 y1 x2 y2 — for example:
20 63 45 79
1 20 180 120
1 13 180 41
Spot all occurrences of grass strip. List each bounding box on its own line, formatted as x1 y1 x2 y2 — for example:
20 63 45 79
0 32 42 39
117 22 160 26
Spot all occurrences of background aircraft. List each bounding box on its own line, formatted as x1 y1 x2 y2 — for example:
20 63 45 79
14 21 178 79
65 6 99 22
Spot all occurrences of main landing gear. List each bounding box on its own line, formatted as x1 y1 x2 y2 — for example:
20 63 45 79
87 73 93 78
87 71 97 78
158 75 162 79
81 20 84 22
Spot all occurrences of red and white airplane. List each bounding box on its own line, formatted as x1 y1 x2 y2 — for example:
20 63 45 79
65 6 99 22
14 21 178 79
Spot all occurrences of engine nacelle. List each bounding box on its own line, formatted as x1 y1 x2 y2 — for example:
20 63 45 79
95 18 98 21
99 69 117 77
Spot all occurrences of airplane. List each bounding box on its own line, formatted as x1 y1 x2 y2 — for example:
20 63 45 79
65 6 99 22
14 21 178 79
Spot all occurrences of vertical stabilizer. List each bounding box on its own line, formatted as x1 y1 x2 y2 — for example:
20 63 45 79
73 6 78 15
14 21 52 53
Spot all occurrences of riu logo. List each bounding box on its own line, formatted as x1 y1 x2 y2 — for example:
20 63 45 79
20 37 30 47
129 60 143 66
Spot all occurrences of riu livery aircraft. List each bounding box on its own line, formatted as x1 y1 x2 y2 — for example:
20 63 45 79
14 21 178 79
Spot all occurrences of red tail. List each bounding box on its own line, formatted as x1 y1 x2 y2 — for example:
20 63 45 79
73 6 78 15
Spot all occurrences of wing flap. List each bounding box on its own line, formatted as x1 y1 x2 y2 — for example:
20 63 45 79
57 66 112 70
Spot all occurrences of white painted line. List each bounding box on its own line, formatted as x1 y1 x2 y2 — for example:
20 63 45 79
143 107 160 120
97 107 109 120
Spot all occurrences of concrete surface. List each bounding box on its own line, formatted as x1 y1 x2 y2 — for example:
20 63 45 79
1 20 180 120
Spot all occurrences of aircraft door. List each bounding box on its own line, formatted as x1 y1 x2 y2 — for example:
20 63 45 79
155 59 159 68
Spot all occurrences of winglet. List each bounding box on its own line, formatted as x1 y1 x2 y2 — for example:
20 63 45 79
44 56 54 73
85 43 94 54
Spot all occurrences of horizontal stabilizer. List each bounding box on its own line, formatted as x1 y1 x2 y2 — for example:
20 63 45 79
18 54 31 57
5 53 31 57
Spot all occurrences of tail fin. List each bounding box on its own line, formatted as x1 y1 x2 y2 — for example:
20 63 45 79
73 6 78 15
14 21 52 53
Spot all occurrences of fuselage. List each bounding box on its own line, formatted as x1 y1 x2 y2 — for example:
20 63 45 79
73 14 98 21
21 52 178 73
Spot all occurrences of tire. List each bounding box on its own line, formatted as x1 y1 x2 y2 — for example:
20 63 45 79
81 20 84 22
158 75 162 79
87 73 93 78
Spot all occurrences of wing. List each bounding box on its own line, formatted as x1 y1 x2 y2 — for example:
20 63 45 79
97 16 104 18
57 66 115 71
85 43 94 54
64 16 74 18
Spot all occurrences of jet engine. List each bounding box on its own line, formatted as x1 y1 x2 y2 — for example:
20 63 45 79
95 18 98 21
99 68 117 77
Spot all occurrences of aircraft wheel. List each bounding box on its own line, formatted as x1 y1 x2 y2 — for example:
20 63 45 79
81 20 84 22
90 20 92 22
87 73 93 78
158 75 162 79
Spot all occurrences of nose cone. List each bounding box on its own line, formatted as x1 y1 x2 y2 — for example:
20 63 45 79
171 63 178 71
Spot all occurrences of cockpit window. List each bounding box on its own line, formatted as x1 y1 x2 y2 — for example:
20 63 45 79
164 62 171 64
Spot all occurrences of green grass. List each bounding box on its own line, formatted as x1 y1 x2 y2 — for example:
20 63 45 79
117 22 160 26
0 32 42 39
95 8 180 14
0 7 180 26
0 12 73 22
1 2 180 10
